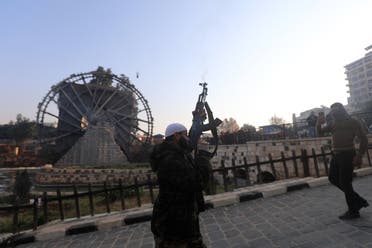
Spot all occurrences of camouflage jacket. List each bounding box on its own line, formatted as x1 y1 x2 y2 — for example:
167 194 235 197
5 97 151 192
150 140 207 241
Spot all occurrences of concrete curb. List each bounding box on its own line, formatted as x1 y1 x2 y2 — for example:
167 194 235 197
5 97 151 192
65 222 97 236
35 227 66 241
354 167 372 177
238 191 263 202
209 194 239 208
123 208 153 225
261 186 287 198
13 233 35 246
307 177 329 187
96 215 123 230
9 166 372 245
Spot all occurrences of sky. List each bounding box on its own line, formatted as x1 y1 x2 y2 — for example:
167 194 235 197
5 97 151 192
1 0 372 135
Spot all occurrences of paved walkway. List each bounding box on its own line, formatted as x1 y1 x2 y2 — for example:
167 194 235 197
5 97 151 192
19 175 372 248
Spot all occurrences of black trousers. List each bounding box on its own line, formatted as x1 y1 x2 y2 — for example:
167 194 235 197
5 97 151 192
328 150 367 212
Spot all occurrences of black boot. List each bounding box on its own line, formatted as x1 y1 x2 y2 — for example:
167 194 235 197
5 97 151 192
339 210 360 220
356 200 369 212
361 201 369 208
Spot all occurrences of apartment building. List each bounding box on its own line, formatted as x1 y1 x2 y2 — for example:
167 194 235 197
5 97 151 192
292 106 330 127
345 45 372 111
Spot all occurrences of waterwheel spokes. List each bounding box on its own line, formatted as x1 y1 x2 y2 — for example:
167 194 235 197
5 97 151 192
36 67 154 162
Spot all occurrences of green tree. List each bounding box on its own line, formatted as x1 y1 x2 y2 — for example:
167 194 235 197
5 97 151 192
91 66 113 86
217 118 240 134
11 114 36 146
269 115 286 125
240 123 256 132
0 124 14 139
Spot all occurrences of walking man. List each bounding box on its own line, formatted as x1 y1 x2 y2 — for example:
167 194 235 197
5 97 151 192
317 103 369 219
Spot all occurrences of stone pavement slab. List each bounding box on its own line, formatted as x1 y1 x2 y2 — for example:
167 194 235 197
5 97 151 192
17 174 372 248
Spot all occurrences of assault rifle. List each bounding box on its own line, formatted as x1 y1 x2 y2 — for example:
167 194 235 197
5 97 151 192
189 82 222 157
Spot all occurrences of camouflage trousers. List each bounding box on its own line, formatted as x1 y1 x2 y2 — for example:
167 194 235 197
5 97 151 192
154 235 207 248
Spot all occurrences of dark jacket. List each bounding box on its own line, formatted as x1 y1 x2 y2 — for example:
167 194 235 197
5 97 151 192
307 114 318 127
150 140 206 241
317 117 368 155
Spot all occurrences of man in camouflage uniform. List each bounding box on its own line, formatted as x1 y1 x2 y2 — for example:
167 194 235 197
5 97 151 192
150 123 209 248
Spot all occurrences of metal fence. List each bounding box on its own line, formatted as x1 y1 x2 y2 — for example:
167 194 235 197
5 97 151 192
208 147 371 194
1 147 371 234
0 175 156 234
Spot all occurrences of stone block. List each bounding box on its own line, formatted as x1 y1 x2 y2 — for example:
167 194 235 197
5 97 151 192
123 209 153 225
97 216 123 230
210 194 238 208
307 177 329 188
354 167 372 177
261 186 286 198
35 227 66 241
286 182 309 192
238 191 263 202
11 233 35 246
284 178 311 187
65 222 98 235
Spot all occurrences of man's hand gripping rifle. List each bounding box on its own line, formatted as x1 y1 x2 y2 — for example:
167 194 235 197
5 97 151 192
189 82 222 158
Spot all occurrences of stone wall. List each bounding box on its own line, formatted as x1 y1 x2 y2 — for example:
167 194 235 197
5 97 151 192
38 135 372 187
201 135 372 182
35 168 153 186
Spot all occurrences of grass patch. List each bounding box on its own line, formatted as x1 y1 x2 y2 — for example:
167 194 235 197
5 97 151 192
68 163 150 170
0 188 158 234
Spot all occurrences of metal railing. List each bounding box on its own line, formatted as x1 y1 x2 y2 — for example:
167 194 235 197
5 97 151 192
208 147 371 194
1 147 371 234
0 175 156 234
